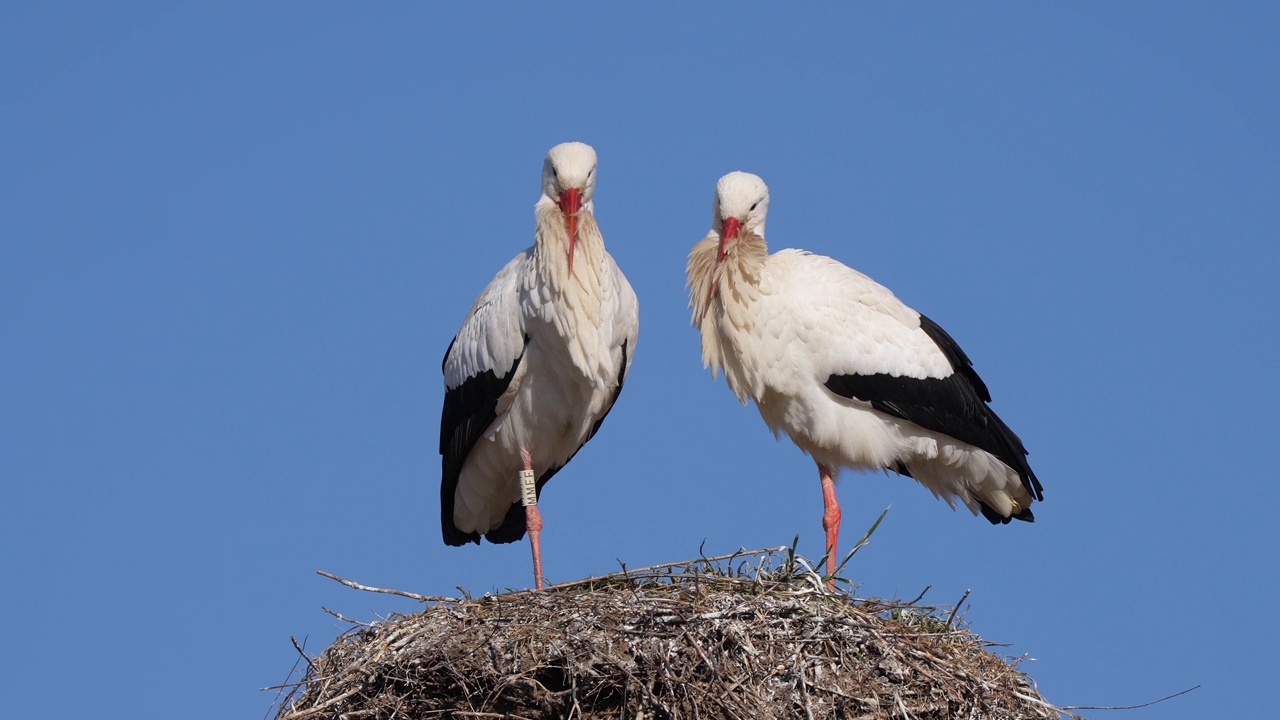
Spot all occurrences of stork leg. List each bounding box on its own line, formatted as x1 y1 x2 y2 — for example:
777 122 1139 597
519 448 545 590
819 464 841 590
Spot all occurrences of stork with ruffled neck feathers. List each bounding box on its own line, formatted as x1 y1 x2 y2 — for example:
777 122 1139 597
687 171 1042 587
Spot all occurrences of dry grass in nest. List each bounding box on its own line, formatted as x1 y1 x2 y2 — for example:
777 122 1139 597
271 536 1074 720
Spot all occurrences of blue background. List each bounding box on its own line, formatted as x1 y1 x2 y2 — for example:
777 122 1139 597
3 3 1276 718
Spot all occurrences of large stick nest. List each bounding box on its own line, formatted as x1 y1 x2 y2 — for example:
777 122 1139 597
274 546 1066 719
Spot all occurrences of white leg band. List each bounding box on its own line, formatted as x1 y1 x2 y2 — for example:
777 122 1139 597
519 469 537 507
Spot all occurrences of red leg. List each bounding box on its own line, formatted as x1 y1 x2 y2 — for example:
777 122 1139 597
819 464 841 590
520 449 544 590
526 504 544 590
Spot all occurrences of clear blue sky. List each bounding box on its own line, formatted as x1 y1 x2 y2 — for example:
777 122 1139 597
3 3 1276 718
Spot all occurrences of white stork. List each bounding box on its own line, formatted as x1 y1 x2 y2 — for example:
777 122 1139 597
686 171 1042 584
440 142 638 589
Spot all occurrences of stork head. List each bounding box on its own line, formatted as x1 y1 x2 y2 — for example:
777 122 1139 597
541 142 598 274
693 171 771 304
712 171 770 263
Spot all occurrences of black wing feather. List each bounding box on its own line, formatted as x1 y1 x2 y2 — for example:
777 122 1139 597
823 314 1043 504
439 334 530 546
483 339 631 545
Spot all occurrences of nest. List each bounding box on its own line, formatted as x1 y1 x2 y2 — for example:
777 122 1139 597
274 545 1067 719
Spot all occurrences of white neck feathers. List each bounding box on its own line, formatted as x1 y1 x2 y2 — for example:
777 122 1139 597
686 230 769 402
527 200 611 378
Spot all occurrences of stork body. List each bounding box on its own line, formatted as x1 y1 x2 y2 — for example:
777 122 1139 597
441 142 638 589
686 172 1042 583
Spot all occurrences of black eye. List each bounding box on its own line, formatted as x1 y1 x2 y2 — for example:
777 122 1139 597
749 202 758 211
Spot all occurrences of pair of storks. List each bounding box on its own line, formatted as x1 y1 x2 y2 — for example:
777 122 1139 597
440 142 1043 589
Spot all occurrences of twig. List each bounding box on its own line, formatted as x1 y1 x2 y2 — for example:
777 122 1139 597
796 667 816 720
260 680 308 691
279 686 361 719
291 636 316 674
903 584 932 606
323 606 376 627
1062 684 1201 710
316 570 453 603
945 589 970 629
893 691 918 719
1012 692 1089 720
263 638 311 720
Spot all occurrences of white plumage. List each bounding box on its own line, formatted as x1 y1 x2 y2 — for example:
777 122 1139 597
440 142 638 589
687 171 1041 583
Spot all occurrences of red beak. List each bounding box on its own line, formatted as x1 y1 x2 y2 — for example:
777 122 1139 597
718 216 742 262
711 216 743 301
559 187 581 274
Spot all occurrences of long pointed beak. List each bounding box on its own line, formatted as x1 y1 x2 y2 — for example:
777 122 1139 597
559 187 581 274
718 217 742 262
711 216 743 301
